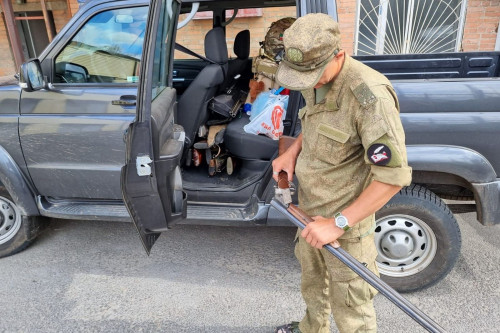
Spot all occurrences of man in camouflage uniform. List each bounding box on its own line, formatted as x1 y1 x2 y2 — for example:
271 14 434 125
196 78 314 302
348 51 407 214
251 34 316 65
272 14 412 333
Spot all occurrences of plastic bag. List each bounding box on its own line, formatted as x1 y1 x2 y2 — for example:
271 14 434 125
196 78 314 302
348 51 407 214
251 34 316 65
250 90 289 121
244 94 287 140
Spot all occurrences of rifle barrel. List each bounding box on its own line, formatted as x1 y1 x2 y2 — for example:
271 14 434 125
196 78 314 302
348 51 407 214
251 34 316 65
270 199 446 333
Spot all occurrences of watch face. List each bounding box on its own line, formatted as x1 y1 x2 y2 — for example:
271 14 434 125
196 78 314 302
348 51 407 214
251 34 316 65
336 215 348 228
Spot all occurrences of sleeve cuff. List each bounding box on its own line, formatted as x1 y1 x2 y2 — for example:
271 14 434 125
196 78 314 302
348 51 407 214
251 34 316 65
370 165 412 187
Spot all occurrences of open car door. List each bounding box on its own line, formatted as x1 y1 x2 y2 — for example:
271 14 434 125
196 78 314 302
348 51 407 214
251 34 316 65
121 0 186 255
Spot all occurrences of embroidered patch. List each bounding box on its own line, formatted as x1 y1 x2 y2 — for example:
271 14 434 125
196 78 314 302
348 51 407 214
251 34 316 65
287 47 303 62
352 82 376 107
367 143 392 165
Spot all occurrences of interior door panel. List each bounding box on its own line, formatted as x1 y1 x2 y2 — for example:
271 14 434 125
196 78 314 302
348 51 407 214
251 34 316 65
172 59 206 95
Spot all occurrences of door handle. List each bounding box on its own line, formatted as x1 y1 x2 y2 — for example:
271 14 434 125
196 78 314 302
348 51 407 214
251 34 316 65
112 95 136 106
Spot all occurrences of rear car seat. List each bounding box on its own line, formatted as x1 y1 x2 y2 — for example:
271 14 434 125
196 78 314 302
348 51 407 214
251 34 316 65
224 114 279 160
224 90 303 160
221 30 252 93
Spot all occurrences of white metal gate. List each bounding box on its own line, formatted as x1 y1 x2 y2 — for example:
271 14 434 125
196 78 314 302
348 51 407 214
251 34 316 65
355 0 467 55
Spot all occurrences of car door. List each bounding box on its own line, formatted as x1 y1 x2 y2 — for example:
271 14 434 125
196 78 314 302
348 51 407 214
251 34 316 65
19 1 149 200
121 0 186 254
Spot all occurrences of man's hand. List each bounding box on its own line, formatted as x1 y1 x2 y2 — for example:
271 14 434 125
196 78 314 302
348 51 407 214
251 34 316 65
272 150 297 182
301 216 343 249
272 134 302 182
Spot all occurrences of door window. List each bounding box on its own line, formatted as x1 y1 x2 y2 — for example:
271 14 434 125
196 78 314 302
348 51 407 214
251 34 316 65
150 0 178 99
54 6 148 84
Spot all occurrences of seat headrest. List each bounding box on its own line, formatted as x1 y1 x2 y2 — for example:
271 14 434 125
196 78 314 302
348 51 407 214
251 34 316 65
205 27 228 64
234 30 250 60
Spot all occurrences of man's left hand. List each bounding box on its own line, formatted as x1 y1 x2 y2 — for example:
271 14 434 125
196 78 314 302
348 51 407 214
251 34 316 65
301 216 343 249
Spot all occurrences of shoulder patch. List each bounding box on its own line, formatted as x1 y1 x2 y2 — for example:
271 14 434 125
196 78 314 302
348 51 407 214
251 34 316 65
351 82 377 107
366 134 403 167
367 143 391 165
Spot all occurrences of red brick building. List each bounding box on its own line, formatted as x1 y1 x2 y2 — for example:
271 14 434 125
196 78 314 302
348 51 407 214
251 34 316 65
1 0 499 76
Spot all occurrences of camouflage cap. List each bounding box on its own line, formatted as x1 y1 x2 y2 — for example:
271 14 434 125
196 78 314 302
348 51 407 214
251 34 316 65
276 13 341 91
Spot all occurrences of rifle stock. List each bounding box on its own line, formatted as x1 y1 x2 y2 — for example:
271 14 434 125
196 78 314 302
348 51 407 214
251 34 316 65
277 135 296 187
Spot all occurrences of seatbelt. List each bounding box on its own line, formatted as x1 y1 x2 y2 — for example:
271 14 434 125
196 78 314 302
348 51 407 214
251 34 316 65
174 43 227 89
175 43 219 64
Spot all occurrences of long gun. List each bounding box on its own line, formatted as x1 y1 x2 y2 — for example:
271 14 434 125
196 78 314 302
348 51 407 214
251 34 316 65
271 136 446 333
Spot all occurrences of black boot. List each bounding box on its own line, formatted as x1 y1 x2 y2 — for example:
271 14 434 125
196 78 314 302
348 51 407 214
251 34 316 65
274 322 301 333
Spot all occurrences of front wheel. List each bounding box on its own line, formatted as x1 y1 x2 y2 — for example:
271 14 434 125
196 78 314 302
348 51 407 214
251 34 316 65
0 187 43 258
375 184 461 293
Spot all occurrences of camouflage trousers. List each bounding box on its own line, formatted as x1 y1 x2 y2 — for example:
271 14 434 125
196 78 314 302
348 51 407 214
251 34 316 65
294 230 379 333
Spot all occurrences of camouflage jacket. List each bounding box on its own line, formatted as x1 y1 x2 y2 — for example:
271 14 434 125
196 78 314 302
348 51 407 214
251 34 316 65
295 55 412 239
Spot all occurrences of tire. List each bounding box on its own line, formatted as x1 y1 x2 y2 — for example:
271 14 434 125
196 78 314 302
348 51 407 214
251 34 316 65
375 184 461 293
0 187 43 258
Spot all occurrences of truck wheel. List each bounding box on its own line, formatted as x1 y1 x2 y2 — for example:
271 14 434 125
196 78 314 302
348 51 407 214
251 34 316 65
0 188 43 258
375 184 461 293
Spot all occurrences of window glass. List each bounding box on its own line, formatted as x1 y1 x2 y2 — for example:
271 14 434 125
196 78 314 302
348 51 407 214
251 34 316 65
226 6 296 58
174 6 296 60
54 6 148 83
174 10 213 60
151 0 178 99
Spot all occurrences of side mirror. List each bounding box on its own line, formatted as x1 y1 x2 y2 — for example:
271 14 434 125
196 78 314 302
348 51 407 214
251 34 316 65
19 59 45 92
55 61 89 83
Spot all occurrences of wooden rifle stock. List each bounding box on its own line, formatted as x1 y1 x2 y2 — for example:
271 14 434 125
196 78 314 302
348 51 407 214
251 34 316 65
277 135 296 188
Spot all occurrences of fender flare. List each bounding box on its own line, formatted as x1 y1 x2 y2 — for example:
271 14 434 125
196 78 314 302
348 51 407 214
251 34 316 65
0 146 39 216
407 145 497 184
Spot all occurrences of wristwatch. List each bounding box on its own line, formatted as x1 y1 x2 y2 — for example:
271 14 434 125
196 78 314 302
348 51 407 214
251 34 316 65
334 212 351 232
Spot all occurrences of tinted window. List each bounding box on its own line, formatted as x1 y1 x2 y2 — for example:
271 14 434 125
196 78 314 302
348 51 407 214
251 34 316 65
54 7 148 84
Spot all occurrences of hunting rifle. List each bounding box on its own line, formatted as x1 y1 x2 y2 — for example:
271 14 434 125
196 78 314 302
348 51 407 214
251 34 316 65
271 135 446 333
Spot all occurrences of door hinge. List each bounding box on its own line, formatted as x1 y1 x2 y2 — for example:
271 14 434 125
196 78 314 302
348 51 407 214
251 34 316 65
136 155 153 176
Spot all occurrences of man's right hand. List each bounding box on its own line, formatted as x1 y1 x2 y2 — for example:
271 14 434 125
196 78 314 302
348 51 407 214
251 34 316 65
272 134 303 182
272 151 297 182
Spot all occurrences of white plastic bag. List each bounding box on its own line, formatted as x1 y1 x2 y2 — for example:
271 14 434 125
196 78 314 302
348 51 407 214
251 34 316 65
244 94 287 140
250 90 289 121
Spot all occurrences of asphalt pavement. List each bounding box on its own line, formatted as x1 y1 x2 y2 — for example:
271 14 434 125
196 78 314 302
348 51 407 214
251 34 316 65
0 211 498 333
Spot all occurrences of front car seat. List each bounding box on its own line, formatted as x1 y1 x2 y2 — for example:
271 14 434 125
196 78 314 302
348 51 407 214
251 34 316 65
177 27 228 148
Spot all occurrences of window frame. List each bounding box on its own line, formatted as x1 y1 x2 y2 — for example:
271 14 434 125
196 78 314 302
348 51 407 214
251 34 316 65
353 0 468 55
46 2 149 87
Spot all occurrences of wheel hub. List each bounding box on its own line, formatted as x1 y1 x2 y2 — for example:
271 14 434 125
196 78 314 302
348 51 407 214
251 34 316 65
380 230 415 259
375 214 437 277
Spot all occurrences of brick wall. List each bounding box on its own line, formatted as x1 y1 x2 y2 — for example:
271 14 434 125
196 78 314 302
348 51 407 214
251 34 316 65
0 0 76 76
175 6 297 60
337 0 357 55
0 14 16 76
462 0 500 51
